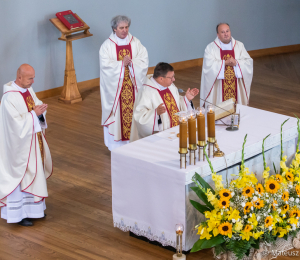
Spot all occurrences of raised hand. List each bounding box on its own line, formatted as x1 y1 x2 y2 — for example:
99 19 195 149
185 88 199 101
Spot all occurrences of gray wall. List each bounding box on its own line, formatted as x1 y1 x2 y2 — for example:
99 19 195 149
0 0 300 96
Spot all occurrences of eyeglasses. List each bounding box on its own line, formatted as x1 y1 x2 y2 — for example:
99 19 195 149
163 75 175 80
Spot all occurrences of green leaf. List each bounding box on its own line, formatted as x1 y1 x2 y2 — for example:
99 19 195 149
193 172 215 195
190 200 211 214
214 244 226 256
226 238 253 260
252 239 260 249
191 235 225 252
190 186 214 210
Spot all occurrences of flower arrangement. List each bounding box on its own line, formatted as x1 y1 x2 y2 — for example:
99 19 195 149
190 118 300 260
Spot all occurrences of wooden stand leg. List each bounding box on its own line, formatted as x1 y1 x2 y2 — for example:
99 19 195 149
59 41 82 104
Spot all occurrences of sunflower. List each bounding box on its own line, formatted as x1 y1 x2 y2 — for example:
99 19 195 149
244 224 252 232
282 204 289 212
219 189 232 200
272 200 278 210
285 172 294 182
265 179 280 194
282 191 289 202
218 198 229 209
296 185 300 196
244 202 252 214
242 186 254 198
256 183 264 195
290 210 300 218
218 222 232 236
265 216 273 227
275 174 283 183
253 198 264 209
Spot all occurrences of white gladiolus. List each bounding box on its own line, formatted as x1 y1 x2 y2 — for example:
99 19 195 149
251 206 254 211
278 209 281 213
296 198 299 203
253 196 258 201
241 202 246 207
244 215 248 219
290 197 295 202
231 192 235 197
268 226 273 231
232 219 236 223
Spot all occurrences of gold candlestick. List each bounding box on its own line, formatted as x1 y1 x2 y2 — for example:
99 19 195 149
179 113 188 169
173 224 186 260
196 107 206 161
188 110 197 165
207 105 216 158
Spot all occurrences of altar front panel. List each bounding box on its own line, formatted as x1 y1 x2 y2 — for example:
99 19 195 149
111 105 298 251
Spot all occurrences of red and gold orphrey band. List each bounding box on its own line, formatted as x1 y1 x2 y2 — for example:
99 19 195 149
158 88 180 128
116 44 135 141
220 49 237 101
20 90 44 165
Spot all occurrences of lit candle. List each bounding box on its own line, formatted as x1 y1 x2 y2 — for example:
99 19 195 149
188 110 197 150
179 114 188 153
196 107 205 146
207 105 215 141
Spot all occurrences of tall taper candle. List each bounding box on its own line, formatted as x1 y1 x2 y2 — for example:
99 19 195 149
188 111 197 149
196 107 205 145
207 105 215 141
179 114 188 153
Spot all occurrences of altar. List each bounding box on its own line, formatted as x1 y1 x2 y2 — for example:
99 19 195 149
111 105 298 251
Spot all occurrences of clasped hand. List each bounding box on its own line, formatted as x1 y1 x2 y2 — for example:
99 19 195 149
157 103 167 115
225 57 237 67
33 104 48 116
123 55 131 66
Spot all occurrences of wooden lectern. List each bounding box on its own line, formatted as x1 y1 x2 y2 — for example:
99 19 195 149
50 14 93 104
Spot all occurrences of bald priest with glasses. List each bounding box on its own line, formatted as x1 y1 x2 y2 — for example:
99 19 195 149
130 62 199 141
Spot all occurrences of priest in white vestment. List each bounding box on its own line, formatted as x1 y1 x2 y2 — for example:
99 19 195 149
200 23 253 107
99 15 149 150
130 62 199 141
0 64 52 226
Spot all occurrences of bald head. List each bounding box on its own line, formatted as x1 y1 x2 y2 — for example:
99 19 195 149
217 23 231 44
15 64 35 89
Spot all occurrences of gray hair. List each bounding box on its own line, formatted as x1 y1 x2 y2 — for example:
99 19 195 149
111 15 131 32
216 23 230 33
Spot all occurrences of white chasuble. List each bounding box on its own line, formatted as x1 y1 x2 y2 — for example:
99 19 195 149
0 82 52 222
99 33 148 150
200 37 253 107
130 76 189 142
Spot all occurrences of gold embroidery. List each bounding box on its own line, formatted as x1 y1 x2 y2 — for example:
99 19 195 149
24 94 44 165
118 47 134 140
223 54 236 101
163 92 179 127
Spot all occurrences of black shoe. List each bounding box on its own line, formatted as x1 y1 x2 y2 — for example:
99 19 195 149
18 218 33 226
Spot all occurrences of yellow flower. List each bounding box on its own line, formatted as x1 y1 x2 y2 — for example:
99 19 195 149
240 231 252 241
282 204 289 212
290 210 300 218
248 213 258 227
265 179 280 194
244 202 252 214
277 227 288 238
244 224 253 232
219 189 232 200
253 198 264 209
272 200 278 210
218 222 232 237
286 172 294 182
263 170 270 179
289 217 298 225
234 221 243 232
296 185 300 196
253 231 264 239
206 189 219 208
256 183 264 195
242 186 254 198
199 227 212 240
282 191 289 202
275 174 283 183
212 173 222 183
227 208 240 221
218 198 229 209
265 216 273 227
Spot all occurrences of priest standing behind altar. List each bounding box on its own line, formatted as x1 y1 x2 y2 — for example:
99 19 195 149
99 15 149 151
200 23 253 107
130 62 199 141
0 64 52 226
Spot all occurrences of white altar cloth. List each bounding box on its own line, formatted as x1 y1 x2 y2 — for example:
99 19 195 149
111 105 298 251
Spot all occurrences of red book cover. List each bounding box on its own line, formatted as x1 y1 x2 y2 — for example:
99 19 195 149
56 10 84 30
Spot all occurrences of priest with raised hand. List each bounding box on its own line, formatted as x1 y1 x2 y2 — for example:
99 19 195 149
200 23 253 107
0 64 52 226
130 62 199 141
99 15 149 151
